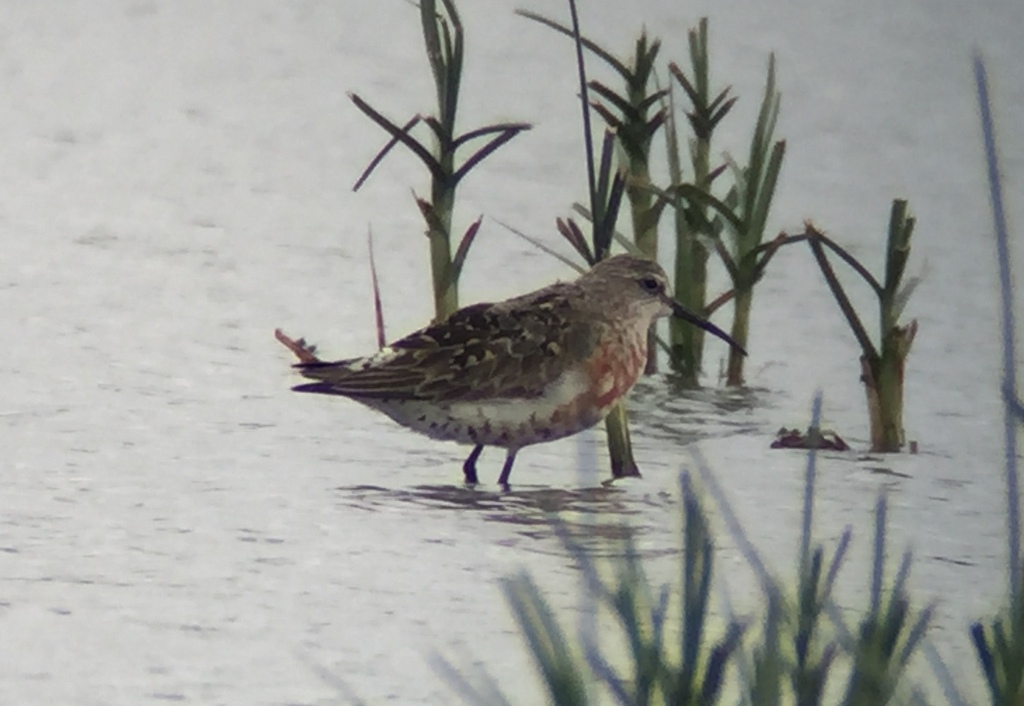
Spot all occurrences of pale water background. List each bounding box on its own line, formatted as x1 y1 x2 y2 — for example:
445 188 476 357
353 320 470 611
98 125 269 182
1 0 1023 703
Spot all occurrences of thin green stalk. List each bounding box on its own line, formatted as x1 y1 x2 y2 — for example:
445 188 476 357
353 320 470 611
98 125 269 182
666 18 734 384
554 0 637 478
658 52 782 386
502 572 590 706
840 494 933 706
974 53 1021 596
421 0 459 319
969 54 1024 706
604 400 639 478
722 56 784 385
664 88 709 385
726 286 752 386
351 0 529 322
428 182 458 318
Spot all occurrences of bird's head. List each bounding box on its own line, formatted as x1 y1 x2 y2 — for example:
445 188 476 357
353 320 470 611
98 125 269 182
582 255 746 355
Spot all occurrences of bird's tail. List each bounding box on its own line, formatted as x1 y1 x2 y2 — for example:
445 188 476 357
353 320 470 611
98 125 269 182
291 381 349 396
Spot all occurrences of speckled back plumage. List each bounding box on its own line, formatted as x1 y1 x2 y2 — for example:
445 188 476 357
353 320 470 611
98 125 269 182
295 255 671 403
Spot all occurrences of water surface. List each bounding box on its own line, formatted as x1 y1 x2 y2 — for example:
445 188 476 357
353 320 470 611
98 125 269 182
1 0 1022 703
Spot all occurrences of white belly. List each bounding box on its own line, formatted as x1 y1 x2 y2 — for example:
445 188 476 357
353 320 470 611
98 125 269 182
356 369 602 449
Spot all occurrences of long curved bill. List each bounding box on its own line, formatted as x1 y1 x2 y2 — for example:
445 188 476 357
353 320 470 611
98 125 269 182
665 296 747 356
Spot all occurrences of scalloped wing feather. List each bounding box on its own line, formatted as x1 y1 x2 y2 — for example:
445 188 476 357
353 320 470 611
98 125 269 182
295 287 597 403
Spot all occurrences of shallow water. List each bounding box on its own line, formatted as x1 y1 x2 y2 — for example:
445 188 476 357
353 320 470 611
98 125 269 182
1 0 1023 703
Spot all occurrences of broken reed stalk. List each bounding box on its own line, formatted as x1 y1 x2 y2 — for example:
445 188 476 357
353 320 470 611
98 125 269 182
801 202 918 452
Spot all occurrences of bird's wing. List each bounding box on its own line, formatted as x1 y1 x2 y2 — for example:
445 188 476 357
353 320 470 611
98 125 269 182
295 286 597 402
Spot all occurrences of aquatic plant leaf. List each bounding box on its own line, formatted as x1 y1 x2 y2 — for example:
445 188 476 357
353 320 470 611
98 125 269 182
352 114 423 191
430 650 515 706
516 10 629 78
451 216 482 281
367 229 386 350
493 218 586 273
589 81 635 120
806 230 879 359
556 217 595 265
350 93 444 183
452 123 532 185
501 572 589 706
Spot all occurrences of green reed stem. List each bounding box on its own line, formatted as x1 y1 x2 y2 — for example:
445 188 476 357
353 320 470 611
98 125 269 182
351 0 529 322
666 18 734 385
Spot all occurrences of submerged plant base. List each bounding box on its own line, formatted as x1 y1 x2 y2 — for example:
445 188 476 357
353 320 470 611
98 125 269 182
771 426 849 451
862 319 917 453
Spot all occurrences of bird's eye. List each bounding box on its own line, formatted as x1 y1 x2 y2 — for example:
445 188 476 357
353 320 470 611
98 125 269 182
639 276 662 293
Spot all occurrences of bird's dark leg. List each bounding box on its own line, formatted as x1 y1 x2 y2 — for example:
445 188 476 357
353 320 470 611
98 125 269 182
462 444 483 485
497 449 517 487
